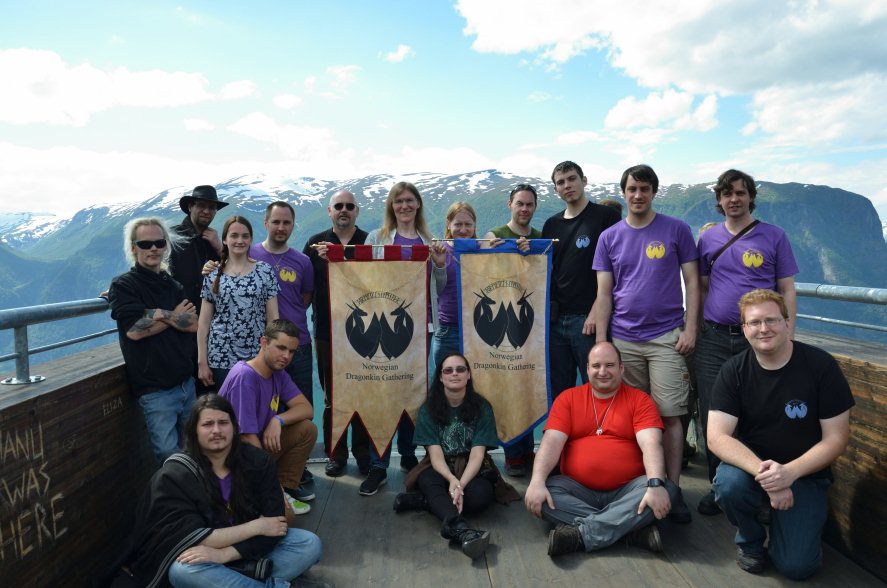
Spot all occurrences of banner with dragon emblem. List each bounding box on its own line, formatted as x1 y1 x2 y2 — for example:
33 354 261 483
327 244 429 456
454 238 552 446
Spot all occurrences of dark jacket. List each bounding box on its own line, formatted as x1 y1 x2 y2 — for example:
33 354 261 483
170 216 220 314
108 265 194 395
126 446 285 587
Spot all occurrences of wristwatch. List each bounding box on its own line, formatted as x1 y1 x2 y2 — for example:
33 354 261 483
646 478 665 488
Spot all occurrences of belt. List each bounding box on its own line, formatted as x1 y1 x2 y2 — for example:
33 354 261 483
706 320 743 336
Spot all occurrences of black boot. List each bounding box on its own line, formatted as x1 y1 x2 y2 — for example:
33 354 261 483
393 491 428 512
440 516 491 559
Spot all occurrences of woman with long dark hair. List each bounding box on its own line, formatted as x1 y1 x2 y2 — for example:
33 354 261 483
118 394 322 587
394 353 518 559
197 216 279 389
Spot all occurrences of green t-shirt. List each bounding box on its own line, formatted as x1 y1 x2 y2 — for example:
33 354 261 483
414 399 499 457
489 224 543 240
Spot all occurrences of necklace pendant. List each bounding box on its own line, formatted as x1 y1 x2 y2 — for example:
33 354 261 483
595 427 602 436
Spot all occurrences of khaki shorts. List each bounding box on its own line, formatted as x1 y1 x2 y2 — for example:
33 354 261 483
614 327 690 417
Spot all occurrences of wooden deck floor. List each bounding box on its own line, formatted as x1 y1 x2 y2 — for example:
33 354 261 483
289 450 881 587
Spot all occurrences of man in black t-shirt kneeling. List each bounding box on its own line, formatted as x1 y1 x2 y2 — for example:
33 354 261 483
708 289 854 580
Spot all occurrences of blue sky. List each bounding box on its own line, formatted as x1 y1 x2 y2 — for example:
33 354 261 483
1 1 886 219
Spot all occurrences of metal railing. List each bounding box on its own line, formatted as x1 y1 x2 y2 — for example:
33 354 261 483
795 282 887 333
0 298 114 384
1 283 885 385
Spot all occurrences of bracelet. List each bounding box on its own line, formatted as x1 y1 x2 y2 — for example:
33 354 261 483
276 415 285 427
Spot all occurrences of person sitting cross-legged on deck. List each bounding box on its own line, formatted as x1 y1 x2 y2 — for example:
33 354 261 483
393 352 519 559
525 342 679 557
114 393 321 587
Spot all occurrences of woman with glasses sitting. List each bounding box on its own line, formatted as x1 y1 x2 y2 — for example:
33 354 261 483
393 352 519 559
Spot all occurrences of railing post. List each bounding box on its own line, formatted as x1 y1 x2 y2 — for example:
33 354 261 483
1 325 45 385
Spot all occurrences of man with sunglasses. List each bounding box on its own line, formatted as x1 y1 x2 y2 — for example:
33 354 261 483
708 289 852 579
109 217 199 464
303 190 372 478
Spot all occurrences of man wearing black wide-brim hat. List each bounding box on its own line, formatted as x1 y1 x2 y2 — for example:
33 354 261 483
171 185 228 393
170 185 228 313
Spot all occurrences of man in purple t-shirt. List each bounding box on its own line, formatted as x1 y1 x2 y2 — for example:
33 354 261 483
219 319 318 515
694 169 798 516
250 201 315 407
593 164 699 524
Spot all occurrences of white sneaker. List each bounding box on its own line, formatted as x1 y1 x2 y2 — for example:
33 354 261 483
286 495 311 515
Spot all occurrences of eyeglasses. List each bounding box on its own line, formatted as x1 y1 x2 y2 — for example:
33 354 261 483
743 317 785 329
134 239 167 250
332 202 356 211
441 365 468 375
510 183 537 198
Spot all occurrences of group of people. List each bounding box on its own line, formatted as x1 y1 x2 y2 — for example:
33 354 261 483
105 161 853 584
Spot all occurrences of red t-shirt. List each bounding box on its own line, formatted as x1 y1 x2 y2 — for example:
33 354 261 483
545 382 663 491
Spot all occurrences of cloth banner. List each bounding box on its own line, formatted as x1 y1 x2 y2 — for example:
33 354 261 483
328 244 429 456
454 238 552 446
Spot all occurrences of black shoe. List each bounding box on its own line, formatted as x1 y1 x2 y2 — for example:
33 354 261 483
283 485 315 502
697 490 722 516
623 524 662 553
356 456 371 476
393 491 428 512
736 547 767 574
440 516 490 559
668 487 692 524
399 455 419 473
325 459 346 477
359 468 387 496
547 524 584 557
300 469 315 485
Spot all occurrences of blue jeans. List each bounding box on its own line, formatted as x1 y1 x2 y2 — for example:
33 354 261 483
137 377 196 465
428 325 461 383
549 313 593 400
369 418 415 469
285 341 314 408
694 321 750 481
168 528 322 587
714 463 830 580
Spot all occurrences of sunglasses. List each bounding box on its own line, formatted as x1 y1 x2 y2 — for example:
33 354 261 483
134 239 167 250
332 202 356 211
441 365 468 375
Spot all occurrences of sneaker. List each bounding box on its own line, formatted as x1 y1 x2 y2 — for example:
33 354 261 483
325 459 346 477
668 487 692 524
399 455 419 473
736 547 767 574
624 524 662 553
300 469 315 485
697 490 722 516
285 495 311 515
284 485 315 502
359 468 388 496
547 524 584 557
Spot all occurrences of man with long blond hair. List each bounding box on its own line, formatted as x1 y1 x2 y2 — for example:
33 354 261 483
108 217 199 464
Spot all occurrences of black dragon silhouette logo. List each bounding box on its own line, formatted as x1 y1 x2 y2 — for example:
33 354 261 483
345 300 414 360
473 289 534 349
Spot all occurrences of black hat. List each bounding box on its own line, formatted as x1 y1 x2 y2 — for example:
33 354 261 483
179 185 229 213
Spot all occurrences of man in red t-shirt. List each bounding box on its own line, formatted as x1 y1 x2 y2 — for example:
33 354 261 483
525 342 678 556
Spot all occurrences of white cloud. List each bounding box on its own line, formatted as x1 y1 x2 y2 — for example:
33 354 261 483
227 112 340 161
382 44 415 63
527 91 551 103
604 90 717 131
273 94 302 109
327 65 361 91
219 80 257 100
184 118 215 131
0 48 261 126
